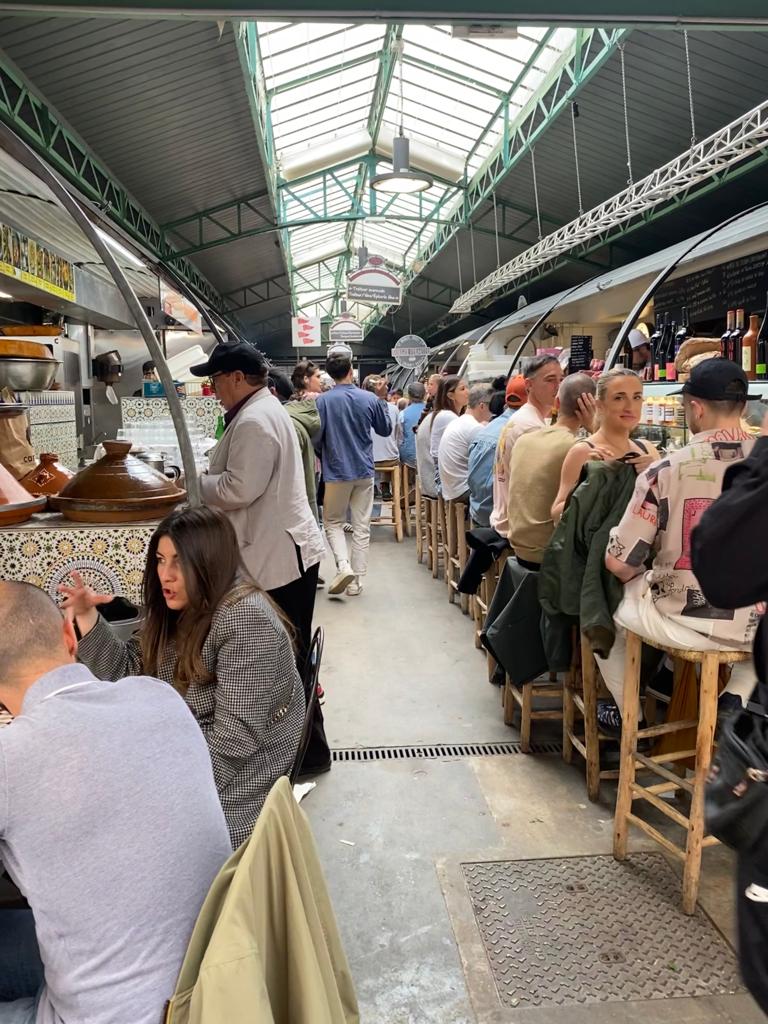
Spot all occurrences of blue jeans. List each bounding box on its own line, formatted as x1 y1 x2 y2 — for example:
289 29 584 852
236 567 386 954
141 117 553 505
0 910 43 1022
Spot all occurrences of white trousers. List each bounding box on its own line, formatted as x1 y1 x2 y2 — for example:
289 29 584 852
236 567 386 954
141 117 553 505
323 478 375 577
595 575 757 713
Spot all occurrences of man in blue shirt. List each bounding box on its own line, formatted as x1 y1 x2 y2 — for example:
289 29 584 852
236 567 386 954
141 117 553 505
467 376 527 529
316 347 391 597
398 381 426 469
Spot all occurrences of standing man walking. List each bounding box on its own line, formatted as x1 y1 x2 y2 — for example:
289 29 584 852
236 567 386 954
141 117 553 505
316 346 392 597
191 342 325 672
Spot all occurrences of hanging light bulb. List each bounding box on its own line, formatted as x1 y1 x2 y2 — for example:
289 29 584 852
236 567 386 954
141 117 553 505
357 244 369 268
371 42 433 195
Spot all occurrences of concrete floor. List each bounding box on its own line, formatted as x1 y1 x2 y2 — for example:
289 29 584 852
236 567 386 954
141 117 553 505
305 525 764 1024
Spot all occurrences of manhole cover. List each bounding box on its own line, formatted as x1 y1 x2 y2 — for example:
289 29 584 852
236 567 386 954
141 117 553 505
461 853 742 1008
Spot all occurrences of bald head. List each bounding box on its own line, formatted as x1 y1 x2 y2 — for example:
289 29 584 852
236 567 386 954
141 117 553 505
0 581 74 684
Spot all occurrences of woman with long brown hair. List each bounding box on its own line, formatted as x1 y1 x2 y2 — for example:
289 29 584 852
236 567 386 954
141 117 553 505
59 506 303 848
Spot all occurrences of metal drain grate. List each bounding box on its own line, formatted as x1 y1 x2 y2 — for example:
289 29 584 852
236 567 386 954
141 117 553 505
331 740 561 762
462 852 742 1009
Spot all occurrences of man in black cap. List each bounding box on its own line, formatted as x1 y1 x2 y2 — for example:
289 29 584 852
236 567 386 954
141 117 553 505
191 342 325 681
593 358 761 733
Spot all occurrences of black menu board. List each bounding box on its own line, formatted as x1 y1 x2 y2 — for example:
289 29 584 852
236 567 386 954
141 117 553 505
654 248 768 325
569 334 593 373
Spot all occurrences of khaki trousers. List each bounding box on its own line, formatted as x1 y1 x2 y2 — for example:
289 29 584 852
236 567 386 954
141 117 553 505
323 478 375 577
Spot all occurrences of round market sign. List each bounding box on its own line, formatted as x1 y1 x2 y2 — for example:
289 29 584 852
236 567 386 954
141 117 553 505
392 334 428 369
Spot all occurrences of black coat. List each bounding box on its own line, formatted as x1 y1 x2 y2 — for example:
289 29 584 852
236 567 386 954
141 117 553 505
691 436 768 711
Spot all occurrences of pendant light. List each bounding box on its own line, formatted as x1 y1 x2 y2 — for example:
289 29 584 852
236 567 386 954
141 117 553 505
371 42 433 195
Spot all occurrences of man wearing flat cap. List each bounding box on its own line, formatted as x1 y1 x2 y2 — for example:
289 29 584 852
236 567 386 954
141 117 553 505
191 342 325 678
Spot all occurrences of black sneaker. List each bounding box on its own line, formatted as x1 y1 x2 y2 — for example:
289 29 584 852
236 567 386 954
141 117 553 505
597 700 623 737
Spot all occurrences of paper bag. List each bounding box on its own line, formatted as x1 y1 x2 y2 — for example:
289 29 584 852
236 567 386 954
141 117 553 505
0 388 35 479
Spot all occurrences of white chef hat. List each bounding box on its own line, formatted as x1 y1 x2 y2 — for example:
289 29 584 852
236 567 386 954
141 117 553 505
628 328 649 350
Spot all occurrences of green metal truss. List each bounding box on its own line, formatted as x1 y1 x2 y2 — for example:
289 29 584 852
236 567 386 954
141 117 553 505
0 52 234 319
361 27 627 337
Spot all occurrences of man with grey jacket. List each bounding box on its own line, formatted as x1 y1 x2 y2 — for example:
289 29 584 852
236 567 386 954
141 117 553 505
0 581 231 1024
192 342 325 676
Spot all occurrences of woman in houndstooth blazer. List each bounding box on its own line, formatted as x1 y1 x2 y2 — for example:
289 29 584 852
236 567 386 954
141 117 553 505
60 507 303 849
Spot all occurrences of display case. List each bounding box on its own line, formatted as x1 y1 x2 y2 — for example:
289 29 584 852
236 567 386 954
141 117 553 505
633 380 768 450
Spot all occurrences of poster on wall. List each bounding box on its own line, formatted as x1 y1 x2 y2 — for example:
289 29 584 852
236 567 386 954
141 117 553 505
0 221 76 302
291 315 322 348
160 280 203 333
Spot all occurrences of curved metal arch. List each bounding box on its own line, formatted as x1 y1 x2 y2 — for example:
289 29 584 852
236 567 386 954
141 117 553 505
0 122 202 505
605 200 768 369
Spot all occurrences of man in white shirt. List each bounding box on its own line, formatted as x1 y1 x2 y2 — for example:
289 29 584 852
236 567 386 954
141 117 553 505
438 384 493 501
364 375 402 464
491 355 563 537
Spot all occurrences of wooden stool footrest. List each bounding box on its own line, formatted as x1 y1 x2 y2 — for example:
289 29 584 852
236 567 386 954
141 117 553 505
633 751 695 793
630 783 691 829
625 813 686 861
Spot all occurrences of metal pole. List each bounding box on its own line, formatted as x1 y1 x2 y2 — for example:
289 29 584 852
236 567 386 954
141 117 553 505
0 122 201 505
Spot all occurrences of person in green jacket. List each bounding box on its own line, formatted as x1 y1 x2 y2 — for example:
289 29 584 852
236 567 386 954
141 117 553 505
269 371 321 523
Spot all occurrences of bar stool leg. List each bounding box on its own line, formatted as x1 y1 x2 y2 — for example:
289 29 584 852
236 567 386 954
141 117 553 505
613 630 643 861
581 634 601 803
415 480 423 562
392 464 403 543
682 652 718 914
446 503 456 602
562 673 576 765
430 502 439 579
520 682 533 753
456 504 469 614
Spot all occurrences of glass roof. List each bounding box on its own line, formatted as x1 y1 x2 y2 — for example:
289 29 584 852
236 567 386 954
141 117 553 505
253 21 577 324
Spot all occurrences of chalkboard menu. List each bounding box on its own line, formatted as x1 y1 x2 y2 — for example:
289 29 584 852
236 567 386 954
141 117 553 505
654 248 768 326
569 334 593 373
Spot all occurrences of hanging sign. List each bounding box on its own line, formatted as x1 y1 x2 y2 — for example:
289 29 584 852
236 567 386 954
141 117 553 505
392 333 428 369
0 221 76 302
160 281 202 333
291 314 322 348
347 255 401 306
328 314 363 346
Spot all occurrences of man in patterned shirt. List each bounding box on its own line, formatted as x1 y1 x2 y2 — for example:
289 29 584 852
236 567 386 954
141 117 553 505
597 359 760 730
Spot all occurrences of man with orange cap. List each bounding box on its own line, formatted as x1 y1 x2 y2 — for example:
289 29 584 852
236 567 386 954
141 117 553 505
467 375 527 530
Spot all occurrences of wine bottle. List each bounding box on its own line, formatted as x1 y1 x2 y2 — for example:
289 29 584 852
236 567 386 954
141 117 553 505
756 296 768 380
732 308 745 366
675 306 692 351
742 313 759 380
721 309 735 360
649 315 663 382
666 320 678 383
654 313 669 382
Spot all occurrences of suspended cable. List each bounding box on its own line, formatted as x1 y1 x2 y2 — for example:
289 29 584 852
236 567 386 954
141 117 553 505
455 233 463 294
683 29 697 147
571 102 584 216
408 297 413 334
492 191 501 267
470 222 478 285
619 42 634 186
530 149 543 241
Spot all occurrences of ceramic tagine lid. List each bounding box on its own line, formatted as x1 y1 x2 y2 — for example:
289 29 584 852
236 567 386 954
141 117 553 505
20 452 75 497
0 461 46 526
50 440 187 523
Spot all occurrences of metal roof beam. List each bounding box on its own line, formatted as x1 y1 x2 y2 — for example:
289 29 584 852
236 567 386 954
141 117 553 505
222 271 290 312
362 26 626 336
2 3 768 27
0 50 233 318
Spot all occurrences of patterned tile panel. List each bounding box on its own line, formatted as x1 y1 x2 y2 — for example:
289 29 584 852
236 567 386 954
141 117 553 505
121 396 220 438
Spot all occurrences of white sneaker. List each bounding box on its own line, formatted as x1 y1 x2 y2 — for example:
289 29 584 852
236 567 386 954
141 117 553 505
329 567 356 595
346 581 363 596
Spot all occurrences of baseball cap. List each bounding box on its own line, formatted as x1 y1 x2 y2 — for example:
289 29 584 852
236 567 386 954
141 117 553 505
190 341 267 378
671 358 761 401
628 328 649 351
505 374 528 408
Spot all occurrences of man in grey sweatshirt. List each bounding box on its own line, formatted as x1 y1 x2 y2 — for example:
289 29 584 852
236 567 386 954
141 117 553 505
0 582 231 1024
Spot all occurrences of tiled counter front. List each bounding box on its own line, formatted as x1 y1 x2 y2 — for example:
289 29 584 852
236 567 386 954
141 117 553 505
16 390 78 469
121 396 220 438
0 513 155 605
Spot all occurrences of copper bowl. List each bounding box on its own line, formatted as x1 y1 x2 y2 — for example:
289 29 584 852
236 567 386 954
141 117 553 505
50 440 186 523
20 452 75 498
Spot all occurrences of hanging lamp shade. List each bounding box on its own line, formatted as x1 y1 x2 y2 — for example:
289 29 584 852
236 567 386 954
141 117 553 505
371 135 433 195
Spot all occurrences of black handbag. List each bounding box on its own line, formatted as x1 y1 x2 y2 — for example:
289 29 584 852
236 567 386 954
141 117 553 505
705 708 768 853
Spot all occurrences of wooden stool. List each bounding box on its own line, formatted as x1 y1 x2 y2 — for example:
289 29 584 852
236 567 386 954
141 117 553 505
613 632 750 915
373 460 403 542
478 549 510 678
423 495 442 578
504 673 563 753
563 632 620 802
437 495 449 582
401 464 415 538
445 499 469 613
414 476 426 564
